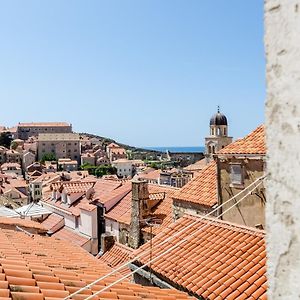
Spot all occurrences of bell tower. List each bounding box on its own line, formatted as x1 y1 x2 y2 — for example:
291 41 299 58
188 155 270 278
205 106 232 157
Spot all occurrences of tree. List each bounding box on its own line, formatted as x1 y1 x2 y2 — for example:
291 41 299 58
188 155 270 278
41 153 56 163
10 141 18 150
0 132 12 148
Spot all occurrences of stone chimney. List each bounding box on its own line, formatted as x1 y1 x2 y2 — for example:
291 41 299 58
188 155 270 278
100 233 115 254
128 180 149 249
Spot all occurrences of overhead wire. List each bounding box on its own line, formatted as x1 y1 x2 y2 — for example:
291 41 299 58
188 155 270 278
64 175 265 300
84 177 265 300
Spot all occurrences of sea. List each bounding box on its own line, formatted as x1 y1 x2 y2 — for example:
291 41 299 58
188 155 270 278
144 146 205 153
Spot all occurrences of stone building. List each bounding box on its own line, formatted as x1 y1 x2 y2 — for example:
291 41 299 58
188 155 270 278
205 107 233 157
215 125 266 228
37 133 81 162
17 122 72 140
172 161 217 219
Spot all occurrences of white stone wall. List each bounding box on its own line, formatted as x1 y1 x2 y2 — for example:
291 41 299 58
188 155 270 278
265 0 300 298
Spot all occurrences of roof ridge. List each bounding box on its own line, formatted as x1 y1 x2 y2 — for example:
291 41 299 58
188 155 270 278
184 213 265 236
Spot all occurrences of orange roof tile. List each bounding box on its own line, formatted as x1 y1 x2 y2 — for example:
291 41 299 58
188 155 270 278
134 214 266 300
40 214 64 232
173 161 217 207
0 226 194 299
18 122 70 127
0 217 46 232
51 226 90 247
105 184 178 235
98 243 133 276
51 181 94 194
218 125 265 155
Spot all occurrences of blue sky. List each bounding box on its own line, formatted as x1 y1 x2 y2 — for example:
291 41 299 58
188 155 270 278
0 1 265 147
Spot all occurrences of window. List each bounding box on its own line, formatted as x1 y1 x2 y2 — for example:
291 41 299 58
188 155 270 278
230 164 243 185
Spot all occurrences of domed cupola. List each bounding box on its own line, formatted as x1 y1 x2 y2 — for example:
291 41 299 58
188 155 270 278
210 107 228 126
204 106 233 158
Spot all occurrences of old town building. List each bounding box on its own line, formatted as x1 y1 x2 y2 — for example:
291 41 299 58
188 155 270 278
37 133 81 162
205 107 233 157
17 122 72 140
215 125 266 228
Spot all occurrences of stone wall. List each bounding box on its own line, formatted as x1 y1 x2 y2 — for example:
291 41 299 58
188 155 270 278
217 157 265 227
265 0 300 298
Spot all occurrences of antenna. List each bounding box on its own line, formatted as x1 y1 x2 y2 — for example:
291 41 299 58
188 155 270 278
217 105 220 113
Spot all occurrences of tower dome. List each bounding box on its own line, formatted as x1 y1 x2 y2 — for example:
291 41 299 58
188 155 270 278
209 107 228 126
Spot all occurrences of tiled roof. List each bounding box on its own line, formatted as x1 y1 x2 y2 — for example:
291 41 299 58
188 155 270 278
98 243 133 276
51 181 94 195
137 169 161 181
40 213 64 232
38 133 80 142
0 226 194 299
184 158 208 172
105 184 178 235
173 161 217 207
0 217 47 232
18 122 70 127
107 143 120 148
51 226 90 247
217 125 265 155
134 214 266 300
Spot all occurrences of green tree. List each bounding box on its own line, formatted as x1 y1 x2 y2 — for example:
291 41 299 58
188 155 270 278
10 141 18 150
0 132 12 148
41 153 56 163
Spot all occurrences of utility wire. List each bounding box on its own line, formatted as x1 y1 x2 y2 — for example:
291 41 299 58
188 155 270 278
64 175 265 300
84 178 264 300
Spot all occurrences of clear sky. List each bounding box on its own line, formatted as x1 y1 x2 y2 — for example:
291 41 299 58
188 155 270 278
0 0 265 147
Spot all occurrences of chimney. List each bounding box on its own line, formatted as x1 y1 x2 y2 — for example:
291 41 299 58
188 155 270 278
100 233 115 255
128 180 149 249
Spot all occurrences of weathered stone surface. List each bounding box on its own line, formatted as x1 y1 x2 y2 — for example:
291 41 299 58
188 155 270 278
265 0 300 298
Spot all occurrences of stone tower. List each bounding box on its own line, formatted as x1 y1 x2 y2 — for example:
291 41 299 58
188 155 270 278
205 107 232 157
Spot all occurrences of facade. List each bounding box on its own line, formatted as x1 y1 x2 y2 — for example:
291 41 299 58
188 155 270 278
0 146 7 164
205 108 233 157
37 133 80 162
0 163 22 176
159 169 193 188
112 159 133 178
57 158 78 171
215 125 266 228
172 161 217 219
106 143 127 162
5 150 22 164
22 151 36 170
17 122 72 140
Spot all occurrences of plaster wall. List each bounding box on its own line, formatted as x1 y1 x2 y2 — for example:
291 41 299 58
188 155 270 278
218 158 265 227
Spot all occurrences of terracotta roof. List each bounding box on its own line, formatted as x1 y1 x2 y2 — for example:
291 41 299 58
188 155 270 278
218 125 266 155
173 161 217 207
38 133 80 141
134 214 266 300
40 213 64 232
51 181 94 195
107 143 120 148
0 217 47 232
18 122 70 127
105 184 178 235
98 243 133 276
51 226 90 247
184 158 208 172
0 226 194 299
137 169 161 181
